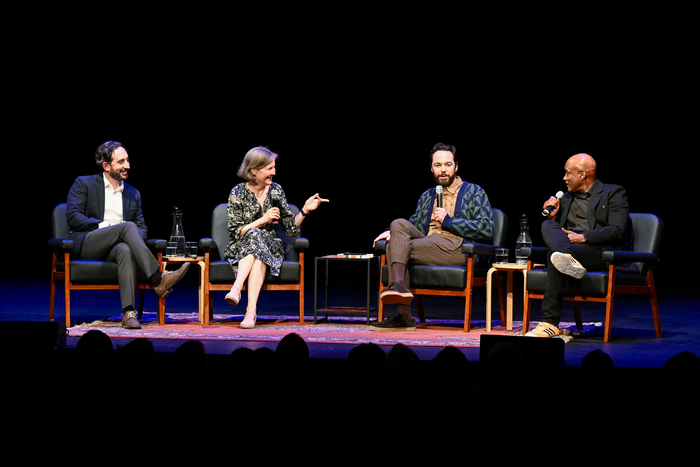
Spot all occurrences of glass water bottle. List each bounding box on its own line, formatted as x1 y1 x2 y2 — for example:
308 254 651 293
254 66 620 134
168 206 186 257
515 213 532 265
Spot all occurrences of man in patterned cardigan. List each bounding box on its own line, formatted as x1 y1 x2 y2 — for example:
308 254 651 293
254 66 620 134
371 143 494 331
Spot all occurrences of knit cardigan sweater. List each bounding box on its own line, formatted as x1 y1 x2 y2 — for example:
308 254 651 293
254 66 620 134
408 181 494 244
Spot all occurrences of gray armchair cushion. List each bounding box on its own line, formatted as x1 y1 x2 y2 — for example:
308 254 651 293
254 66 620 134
524 213 663 295
208 260 301 284
55 260 152 282
525 269 650 295
381 263 491 288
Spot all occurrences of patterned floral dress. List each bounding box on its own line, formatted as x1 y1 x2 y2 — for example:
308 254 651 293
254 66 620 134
224 182 300 279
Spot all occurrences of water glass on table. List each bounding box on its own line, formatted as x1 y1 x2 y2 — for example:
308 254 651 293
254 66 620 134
186 242 198 258
495 248 509 264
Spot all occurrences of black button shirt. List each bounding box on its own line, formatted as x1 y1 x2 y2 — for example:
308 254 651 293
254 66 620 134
565 192 590 233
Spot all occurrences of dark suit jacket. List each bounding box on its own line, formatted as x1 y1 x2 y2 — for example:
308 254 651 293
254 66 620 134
556 178 629 250
66 174 148 254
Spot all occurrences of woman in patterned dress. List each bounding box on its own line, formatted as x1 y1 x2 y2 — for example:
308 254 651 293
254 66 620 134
224 147 328 328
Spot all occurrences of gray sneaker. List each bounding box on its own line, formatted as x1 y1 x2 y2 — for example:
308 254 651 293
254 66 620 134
551 252 587 279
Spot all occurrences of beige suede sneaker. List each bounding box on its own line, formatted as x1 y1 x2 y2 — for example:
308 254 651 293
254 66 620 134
525 322 560 338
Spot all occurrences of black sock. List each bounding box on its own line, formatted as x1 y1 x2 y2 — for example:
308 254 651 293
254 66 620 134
391 262 406 285
150 270 162 287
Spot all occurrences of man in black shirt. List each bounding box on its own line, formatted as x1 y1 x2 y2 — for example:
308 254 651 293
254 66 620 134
526 154 629 337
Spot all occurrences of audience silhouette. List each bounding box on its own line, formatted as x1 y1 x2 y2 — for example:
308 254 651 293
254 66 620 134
7 329 698 423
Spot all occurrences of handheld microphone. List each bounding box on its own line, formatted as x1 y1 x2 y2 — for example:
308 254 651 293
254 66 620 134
270 189 280 225
542 191 564 217
436 185 443 208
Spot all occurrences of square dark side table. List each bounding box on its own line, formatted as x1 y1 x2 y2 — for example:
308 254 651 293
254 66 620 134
313 254 379 325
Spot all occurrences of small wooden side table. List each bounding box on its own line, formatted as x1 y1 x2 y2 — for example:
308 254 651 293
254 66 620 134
160 256 206 325
485 263 528 332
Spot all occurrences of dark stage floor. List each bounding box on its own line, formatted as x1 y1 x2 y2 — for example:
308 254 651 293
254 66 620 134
1 273 698 370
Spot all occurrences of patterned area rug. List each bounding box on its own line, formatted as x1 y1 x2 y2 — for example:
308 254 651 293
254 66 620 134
66 312 597 348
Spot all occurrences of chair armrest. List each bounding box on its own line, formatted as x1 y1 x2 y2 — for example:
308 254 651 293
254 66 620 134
602 250 658 265
48 238 75 252
294 237 310 250
461 242 501 256
146 238 167 251
522 247 548 262
374 240 388 254
199 237 215 251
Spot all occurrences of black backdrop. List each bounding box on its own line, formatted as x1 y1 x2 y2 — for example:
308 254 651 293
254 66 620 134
2 12 695 296
5 88 690 292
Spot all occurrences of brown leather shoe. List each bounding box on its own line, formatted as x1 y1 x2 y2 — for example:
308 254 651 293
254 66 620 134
155 262 190 298
122 310 142 329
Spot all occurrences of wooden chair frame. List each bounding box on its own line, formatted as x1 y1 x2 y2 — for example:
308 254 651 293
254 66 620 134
522 212 663 342
200 203 306 325
202 251 305 325
377 252 505 332
48 203 166 327
523 259 661 343
49 247 165 327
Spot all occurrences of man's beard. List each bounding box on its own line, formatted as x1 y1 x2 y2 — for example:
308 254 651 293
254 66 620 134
110 167 128 182
433 172 456 187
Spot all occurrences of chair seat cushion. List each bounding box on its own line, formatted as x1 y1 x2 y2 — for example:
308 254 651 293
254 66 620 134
209 260 300 283
381 264 489 288
58 260 150 282
526 269 649 294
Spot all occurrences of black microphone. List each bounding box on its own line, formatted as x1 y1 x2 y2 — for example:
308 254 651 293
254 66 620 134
542 191 564 217
436 185 443 208
270 189 280 225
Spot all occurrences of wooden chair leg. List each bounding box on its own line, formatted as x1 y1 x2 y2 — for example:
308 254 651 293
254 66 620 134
378 255 387 322
64 253 71 327
604 300 614 343
137 289 145 320
158 295 165 325
64 285 71 328
415 296 425 322
603 266 617 342
298 252 305 324
523 295 531 333
463 289 472 333
298 286 305 325
462 257 476 333
495 272 506 326
571 302 584 331
201 285 210 326
647 270 662 338
49 276 56 321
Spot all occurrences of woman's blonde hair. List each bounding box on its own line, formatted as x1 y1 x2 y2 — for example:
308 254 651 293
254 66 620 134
237 146 278 181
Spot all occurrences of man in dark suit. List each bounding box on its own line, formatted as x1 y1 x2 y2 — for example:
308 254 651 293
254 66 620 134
66 141 189 329
526 153 629 337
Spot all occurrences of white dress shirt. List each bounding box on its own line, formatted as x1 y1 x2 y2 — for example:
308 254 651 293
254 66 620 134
98 174 124 229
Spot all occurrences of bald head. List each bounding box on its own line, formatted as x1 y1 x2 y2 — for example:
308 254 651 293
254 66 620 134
563 153 597 193
569 153 597 175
